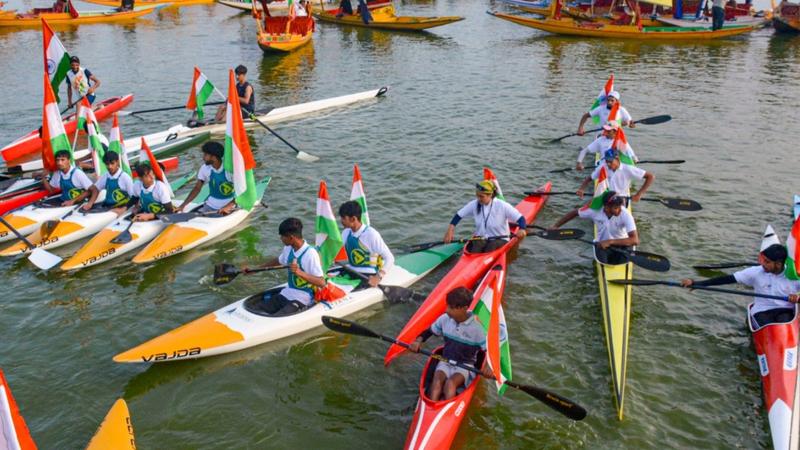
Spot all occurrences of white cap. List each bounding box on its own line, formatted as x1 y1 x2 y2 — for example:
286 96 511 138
608 91 620 100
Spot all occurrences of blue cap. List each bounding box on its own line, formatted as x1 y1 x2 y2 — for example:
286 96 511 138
604 149 619 161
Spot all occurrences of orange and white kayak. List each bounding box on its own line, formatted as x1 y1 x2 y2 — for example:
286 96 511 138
85 399 136 450
0 368 36 450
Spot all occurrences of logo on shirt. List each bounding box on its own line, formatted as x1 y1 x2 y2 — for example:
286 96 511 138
111 189 128 204
350 247 369 266
147 203 164 214
68 188 83 199
219 181 235 197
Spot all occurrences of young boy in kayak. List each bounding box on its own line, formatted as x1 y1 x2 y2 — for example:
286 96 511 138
577 91 633 136
575 122 638 171
338 200 394 287
66 56 101 106
42 150 98 207
681 244 800 328
128 163 174 222
444 180 526 253
409 287 494 401
177 142 236 215
258 218 327 315
577 149 654 201
83 151 135 213
550 190 639 264
214 65 255 122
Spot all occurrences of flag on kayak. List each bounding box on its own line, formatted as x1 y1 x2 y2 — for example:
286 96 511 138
589 74 614 124
108 114 132 176
786 217 800 280
42 19 71 104
472 256 511 395
581 164 609 211
78 100 108 176
316 180 344 272
612 128 635 166
0 368 37 450
223 70 258 211
606 101 621 126
140 137 173 197
483 167 505 201
350 164 370 225
42 72 73 172
186 67 216 121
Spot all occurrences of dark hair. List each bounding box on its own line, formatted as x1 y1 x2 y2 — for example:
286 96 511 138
279 218 303 238
102 151 120 165
235 65 247 75
70 56 80 63
338 200 362 220
762 243 788 262
54 150 71 160
602 190 624 206
202 141 224 159
446 287 473 308
135 163 153 177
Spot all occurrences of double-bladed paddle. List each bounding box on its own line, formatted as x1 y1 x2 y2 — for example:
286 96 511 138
110 219 136 244
692 261 758 270
549 159 686 174
548 114 672 143
610 279 794 301
402 227 586 253
213 263 287 285
535 229 670 272
247 113 319 163
321 316 588 421
40 206 81 239
337 265 426 303
59 95 85 115
523 191 702 212
0 216 62 270
118 101 226 116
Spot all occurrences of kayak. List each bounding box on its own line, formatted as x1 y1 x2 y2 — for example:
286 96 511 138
85 398 136 450
384 181 552 365
404 259 506 450
113 242 464 363
60 181 209 271
131 177 271 264
0 4 162 27
749 223 800 450
0 171 188 257
487 11 756 39
312 5 464 31
0 368 36 450
1 95 133 162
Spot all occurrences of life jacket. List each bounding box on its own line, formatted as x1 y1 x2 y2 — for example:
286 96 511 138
58 167 85 202
344 226 381 274
140 184 166 214
208 167 235 203
287 246 317 297
103 170 130 207
236 81 255 115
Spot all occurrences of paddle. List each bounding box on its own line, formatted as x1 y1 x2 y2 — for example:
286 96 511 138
537 232 671 272
157 210 222 224
110 220 136 244
523 191 702 212
549 160 686 174
549 114 672 143
213 263 287 285
403 227 585 253
692 261 758 270
247 113 319 163
321 316 588 421
60 96 85 115
610 279 794 301
337 264 426 303
0 216 62 270
40 206 80 239
119 101 226 116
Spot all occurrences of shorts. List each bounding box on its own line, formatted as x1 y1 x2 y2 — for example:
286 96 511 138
435 361 474 386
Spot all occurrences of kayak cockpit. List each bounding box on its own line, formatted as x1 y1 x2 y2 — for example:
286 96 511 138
186 107 274 128
421 347 485 399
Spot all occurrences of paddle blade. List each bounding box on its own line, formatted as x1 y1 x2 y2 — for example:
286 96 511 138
158 212 198 224
506 381 587 421
639 159 685 165
533 228 585 240
637 114 672 125
110 230 133 244
296 151 319 163
692 261 758 270
321 316 381 339
656 197 702 211
40 220 58 239
548 167 574 174
626 250 671 272
28 248 62 270
381 285 426 304
213 263 241 285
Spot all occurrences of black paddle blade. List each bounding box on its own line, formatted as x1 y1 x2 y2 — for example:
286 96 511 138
608 279 663 286
40 220 59 239
548 167 574 174
637 114 672 125
626 250 671 272
533 228 586 240
639 159 685 165
692 261 758 270
656 197 702 211
158 212 199 224
322 316 381 339
213 263 241 285
381 285 425 304
506 381 587 421
110 230 132 244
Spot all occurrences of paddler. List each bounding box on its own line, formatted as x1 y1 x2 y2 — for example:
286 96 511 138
214 65 255 122
258 218 327 315
176 142 236 215
409 287 494 401
128 163 174 221
338 200 394 287
576 149 654 200
550 190 638 264
681 244 800 327
575 121 638 171
577 91 633 136
82 151 135 213
443 180 526 253
42 150 98 207
66 56 101 107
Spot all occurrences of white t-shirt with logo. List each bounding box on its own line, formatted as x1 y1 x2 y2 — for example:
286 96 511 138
49 166 94 191
456 198 522 239
734 266 800 315
578 207 636 242
592 163 647 196
278 241 324 306
197 164 234 210
133 180 172 204
590 104 632 126
341 224 395 274
95 168 135 195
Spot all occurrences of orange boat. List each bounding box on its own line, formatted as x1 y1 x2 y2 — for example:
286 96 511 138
774 1 800 32
253 0 314 53
0 368 36 450
0 2 162 27
83 0 210 7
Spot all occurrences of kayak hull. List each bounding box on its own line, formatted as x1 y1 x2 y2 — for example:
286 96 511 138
0 204 76 243
0 209 119 256
85 398 136 450
0 190 56 217
0 368 36 450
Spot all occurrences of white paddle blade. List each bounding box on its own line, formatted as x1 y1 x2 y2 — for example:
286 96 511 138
296 151 319 163
28 248 63 271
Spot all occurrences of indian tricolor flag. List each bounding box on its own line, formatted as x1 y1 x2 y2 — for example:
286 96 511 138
108 114 132 176
590 74 614 124
350 164 370 225
612 127 635 166
78 100 108 176
42 19 71 104
186 67 216 120
483 167 504 201
316 180 344 272
786 217 800 280
223 70 258 211
42 72 73 172
140 137 173 197
581 164 609 211
471 255 511 395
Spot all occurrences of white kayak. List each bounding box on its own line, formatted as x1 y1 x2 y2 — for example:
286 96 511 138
0 191 107 244
131 177 271 264
113 242 463 363
0 177 40 198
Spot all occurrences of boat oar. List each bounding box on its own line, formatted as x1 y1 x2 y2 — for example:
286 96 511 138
60 95 85 115
110 220 136 244
692 261 758 270
403 227 585 253
523 191 702 212
610 279 794 301
0 216 62 270
247 113 319 163
213 263 287 285
321 316 588 421
549 159 686 174
119 101 226 116
548 114 672 143
337 265 426 303
40 206 80 239
536 231 670 272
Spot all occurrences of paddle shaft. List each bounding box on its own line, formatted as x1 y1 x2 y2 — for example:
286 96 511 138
0 216 37 250
551 160 685 173
248 113 317 161
242 265 287 275
127 101 225 116
60 95 85 115
550 114 671 142
626 279 793 301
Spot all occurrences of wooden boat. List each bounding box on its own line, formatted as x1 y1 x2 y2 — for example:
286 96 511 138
312 5 464 31
253 0 315 53
656 14 767 28
0 4 162 27
217 0 389 12
497 0 552 15
488 11 755 39
773 1 800 32
83 0 209 7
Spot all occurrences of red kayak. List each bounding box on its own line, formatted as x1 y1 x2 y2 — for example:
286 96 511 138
385 181 551 366
0 368 37 449
1 95 134 162
405 259 508 450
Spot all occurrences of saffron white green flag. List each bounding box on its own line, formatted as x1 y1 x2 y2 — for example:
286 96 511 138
186 67 216 120
787 218 800 280
350 164 369 225
77 99 108 176
42 19 71 104
581 164 609 211
108 114 132 176
590 74 614 125
316 180 344 272
223 70 258 211
471 255 511 395
42 72 73 172
483 167 504 201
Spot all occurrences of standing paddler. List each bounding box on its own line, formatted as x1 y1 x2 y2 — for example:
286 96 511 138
576 149 654 201
443 180 526 253
338 200 394 287
82 151 135 213
42 150 98 207
66 56 101 107
176 142 237 215
576 121 639 171
577 91 633 137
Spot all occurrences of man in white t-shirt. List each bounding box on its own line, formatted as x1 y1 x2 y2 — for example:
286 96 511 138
444 180 526 253
682 244 800 328
83 151 135 213
577 91 633 136
576 122 638 171
577 149 654 200
339 200 394 287
129 163 174 222
178 142 237 215
42 150 98 207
